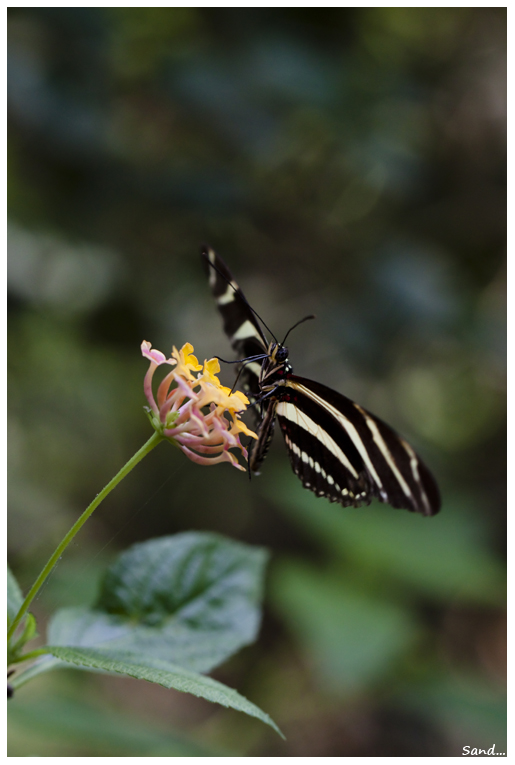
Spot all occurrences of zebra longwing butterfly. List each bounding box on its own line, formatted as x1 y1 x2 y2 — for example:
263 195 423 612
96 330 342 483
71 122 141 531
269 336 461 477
202 247 441 516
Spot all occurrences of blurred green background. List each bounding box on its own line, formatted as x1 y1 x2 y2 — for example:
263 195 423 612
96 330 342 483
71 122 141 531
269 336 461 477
8 7 506 757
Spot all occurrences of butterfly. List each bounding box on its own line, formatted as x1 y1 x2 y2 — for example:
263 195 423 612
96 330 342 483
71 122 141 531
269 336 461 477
202 246 441 516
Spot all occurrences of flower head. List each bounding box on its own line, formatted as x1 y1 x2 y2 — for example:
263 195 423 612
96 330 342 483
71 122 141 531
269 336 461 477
141 341 257 470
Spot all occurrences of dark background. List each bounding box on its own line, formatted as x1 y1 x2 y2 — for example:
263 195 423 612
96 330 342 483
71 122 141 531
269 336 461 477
8 7 506 756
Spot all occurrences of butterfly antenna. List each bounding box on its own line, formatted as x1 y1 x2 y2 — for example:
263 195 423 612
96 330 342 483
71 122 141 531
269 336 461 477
202 247 280 343
281 314 316 346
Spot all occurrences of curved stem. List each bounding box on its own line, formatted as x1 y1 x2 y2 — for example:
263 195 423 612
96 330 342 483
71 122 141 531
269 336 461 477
8 432 164 642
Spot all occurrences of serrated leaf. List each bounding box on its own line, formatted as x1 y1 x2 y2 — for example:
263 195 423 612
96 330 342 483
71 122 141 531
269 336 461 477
8 565 24 628
46 645 284 738
47 533 269 674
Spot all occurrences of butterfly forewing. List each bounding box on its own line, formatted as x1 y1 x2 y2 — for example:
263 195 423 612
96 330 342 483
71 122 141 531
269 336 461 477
202 246 267 399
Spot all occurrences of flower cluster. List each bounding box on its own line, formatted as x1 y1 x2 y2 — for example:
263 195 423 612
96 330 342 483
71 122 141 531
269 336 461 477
141 341 257 470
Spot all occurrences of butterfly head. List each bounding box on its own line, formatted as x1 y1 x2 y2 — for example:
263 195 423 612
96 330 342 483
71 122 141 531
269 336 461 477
260 313 316 385
273 344 289 364
260 342 293 387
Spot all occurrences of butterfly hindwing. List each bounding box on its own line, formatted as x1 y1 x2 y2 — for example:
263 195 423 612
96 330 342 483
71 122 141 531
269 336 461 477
276 376 440 515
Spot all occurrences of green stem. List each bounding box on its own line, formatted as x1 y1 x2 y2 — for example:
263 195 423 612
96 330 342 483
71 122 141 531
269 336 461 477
7 431 164 642
10 648 49 664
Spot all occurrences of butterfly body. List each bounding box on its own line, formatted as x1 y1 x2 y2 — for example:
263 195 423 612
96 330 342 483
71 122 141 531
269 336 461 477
203 246 441 516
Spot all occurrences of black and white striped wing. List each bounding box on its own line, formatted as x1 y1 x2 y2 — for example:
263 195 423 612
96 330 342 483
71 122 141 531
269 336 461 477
249 399 277 475
276 376 440 516
202 246 267 399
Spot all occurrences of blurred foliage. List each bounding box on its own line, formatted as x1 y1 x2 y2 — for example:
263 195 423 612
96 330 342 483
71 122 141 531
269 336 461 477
8 687 226 756
269 470 505 606
8 7 505 757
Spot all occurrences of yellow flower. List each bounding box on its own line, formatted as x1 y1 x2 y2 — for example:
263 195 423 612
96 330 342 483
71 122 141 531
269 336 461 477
141 340 257 470
170 343 203 381
201 357 223 386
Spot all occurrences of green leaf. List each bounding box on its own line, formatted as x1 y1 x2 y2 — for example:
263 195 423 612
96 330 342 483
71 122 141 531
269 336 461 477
47 532 269 674
45 645 284 738
8 565 24 628
267 470 505 606
271 559 418 693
